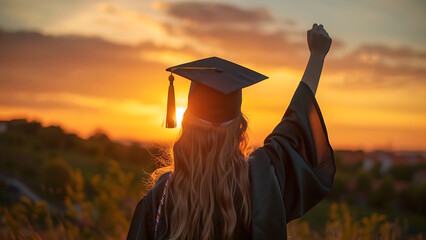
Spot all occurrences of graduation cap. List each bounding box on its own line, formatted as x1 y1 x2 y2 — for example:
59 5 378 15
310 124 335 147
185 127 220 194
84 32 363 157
165 56 268 128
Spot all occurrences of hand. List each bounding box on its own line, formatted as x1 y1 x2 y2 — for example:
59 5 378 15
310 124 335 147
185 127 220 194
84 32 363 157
307 23 332 58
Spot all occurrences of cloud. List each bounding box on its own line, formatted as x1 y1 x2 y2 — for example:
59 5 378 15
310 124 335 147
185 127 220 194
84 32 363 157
155 1 425 89
96 3 165 32
354 44 426 60
326 44 426 89
172 24 425 89
137 41 203 65
38 2 176 47
0 90 162 116
0 27 425 150
0 30 171 102
157 2 347 70
160 1 274 24
2 24 424 103
2 7 425 98
181 26 307 67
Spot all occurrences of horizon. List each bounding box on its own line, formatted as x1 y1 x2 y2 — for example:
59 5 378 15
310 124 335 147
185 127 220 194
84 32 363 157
2 117 425 153
0 0 425 151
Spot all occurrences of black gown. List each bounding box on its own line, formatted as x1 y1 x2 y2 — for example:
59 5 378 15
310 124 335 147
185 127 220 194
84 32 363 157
127 81 335 240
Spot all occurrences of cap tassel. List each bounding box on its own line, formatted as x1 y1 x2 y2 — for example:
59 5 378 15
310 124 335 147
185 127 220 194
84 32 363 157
166 74 177 128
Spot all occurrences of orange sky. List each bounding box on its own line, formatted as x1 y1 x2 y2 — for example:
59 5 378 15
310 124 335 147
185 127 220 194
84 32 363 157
0 0 425 150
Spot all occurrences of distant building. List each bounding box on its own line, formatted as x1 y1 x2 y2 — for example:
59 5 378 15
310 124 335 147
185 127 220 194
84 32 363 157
377 152 392 173
362 157 374 170
356 150 426 174
393 151 426 165
361 152 392 173
339 150 366 165
0 122 7 133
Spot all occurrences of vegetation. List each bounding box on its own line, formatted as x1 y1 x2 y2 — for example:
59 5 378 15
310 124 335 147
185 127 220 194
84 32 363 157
0 119 425 239
288 203 410 240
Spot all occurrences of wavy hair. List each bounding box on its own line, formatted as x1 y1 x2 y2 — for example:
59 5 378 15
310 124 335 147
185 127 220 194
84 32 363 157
152 111 252 240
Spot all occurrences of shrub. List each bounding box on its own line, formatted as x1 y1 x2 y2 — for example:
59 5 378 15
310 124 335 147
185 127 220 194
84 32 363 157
42 157 73 201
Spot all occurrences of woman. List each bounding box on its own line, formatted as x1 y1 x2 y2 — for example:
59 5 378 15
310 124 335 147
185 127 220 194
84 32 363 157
128 23 335 240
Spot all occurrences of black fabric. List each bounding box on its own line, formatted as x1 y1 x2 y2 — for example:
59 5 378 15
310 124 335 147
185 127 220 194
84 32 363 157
127 81 335 240
166 56 268 94
249 81 335 239
127 173 171 240
127 172 252 240
187 82 242 123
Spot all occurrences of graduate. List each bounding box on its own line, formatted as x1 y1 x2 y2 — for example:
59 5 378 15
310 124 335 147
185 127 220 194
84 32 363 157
128 23 335 240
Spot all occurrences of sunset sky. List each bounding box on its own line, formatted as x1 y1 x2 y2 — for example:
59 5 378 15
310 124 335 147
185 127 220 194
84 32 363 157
0 0 425 150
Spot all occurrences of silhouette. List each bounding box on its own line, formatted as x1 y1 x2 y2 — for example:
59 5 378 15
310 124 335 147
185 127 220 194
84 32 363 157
128 23 335 240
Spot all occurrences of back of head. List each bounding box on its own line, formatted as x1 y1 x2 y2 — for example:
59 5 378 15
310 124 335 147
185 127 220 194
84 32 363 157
165 111 252 240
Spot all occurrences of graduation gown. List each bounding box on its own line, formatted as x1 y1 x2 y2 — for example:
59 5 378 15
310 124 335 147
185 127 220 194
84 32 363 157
127 81 335 240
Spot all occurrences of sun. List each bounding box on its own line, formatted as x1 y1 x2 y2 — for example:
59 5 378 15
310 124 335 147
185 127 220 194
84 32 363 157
176 106 186 127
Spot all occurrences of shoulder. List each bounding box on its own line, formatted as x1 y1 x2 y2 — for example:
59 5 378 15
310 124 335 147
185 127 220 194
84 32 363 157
135 171 172 206
247 148 277 183
248 148 272 167
141 172 172 206
153 172 172 189
151 171 172 198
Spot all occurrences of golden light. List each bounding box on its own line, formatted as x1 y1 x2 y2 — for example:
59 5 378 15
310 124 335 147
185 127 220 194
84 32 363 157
176 106 186 127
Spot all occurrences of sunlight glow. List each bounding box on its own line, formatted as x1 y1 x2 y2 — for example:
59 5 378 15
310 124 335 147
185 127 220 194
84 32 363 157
176 106 186 127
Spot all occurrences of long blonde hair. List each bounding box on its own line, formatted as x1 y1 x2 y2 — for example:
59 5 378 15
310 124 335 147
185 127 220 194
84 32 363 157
153 111 252 239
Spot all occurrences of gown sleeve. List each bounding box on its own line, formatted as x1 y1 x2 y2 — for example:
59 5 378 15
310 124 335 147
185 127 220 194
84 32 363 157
127 191 155 240
258 81 335 222
127 173 171 240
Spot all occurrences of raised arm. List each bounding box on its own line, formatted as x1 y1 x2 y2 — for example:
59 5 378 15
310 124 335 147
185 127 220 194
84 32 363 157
249 24 335 233
301 23 332 95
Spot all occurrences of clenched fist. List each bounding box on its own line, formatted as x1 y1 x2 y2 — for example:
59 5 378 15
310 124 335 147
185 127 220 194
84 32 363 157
307 23 332 58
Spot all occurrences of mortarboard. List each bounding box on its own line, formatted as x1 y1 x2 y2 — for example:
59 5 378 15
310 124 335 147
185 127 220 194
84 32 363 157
165 56 268 128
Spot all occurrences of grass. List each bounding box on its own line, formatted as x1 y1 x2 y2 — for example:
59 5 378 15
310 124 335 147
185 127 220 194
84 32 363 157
298 199 426 237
